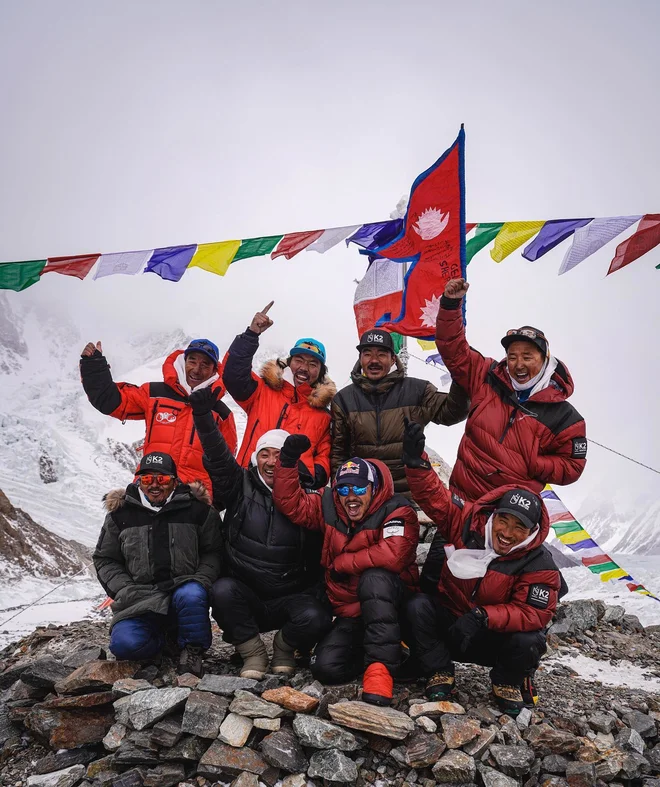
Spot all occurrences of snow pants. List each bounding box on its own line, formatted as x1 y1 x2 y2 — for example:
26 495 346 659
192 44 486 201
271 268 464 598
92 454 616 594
406 592 547 685
211 577 332 651
311 568 406 684
110 581 211 661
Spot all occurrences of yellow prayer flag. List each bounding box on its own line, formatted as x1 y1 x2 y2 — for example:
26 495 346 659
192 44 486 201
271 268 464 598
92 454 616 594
558 529 591 545
490 222 545 263
599 567 629 583
189 240 241 277
417 339 436 351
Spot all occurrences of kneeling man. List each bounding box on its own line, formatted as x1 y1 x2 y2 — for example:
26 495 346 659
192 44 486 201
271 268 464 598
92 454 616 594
403 422 562 716
93 451 222 677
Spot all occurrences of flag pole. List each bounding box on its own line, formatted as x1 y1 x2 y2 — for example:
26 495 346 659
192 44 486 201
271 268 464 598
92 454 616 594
399 261 410 375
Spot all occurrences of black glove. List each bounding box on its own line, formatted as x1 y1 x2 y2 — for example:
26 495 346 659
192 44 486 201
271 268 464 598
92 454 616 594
448 607 488 654
280 434 312 467
214 399 232 421
402 417 427 469
329 568 350 584
189 387 220 416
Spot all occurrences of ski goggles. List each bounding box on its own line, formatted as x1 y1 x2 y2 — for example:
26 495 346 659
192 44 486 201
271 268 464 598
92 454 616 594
336 485 369 497
138 474 174 486
505 327 546 341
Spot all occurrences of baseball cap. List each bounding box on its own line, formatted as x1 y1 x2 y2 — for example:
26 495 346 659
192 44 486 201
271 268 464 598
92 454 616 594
494 488 543 530
356 329 395 353
289 337 326 364
184 339 220 366
501 327 548 358
334 457 377 488
136 452 177 477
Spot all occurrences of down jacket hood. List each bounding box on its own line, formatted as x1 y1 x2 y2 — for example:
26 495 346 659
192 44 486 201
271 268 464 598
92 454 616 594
331 457 397 527
103 480 211 512
492 357 575 402
260 358 336 409
162 349 226 398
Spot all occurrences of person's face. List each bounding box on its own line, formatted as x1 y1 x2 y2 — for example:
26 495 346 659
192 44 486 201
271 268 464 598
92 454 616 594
360 347 395 381
337 483 374 523
185 352 216 387
491 512 530 555
138 474 176 506
506 341 544 385
256 447 280 488
289 354 322 386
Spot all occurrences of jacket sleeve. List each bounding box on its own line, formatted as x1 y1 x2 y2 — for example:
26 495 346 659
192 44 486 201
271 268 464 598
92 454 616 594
80 352 150 421
92 515 135 598
222 329 261 407
332 506 419 576
405 465 452 538
483 569 560 633
532 414 587 487
420 528 448 595
420 381 470 427
313 419 332 484
272 461 325 531
434 296 494 398
330 397 351 479
191 507 224 589
193 411 244 510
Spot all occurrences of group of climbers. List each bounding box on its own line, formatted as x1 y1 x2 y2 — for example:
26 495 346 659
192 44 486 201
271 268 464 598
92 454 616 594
85 279 587 716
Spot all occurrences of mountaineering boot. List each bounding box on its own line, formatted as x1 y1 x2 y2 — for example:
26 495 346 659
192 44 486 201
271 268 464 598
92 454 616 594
178 644 204 678
520 672 539 707
492 681 526 716
362 662 394 706
236 635 269 680
425 668 456 700
271 630 296 675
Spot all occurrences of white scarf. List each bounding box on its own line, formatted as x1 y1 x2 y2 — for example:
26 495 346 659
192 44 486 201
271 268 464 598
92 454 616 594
138 488 174 511
509 356 558 398
446 514 540 580
173 353 219 395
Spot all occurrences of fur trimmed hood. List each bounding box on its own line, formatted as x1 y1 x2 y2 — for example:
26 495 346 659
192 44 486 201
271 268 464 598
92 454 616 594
103 480 212 512
260 358 337 409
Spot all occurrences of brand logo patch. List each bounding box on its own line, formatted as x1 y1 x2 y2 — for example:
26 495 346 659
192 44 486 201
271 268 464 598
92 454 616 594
366 332 384 343
340 461 360 474
156 411 177 424
145 455 163 465
571 438 588 459
510 492 531 511
526 583 551 609
383 520 405 539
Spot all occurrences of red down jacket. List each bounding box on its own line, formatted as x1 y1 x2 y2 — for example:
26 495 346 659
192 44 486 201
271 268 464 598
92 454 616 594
80 348 237 487
435 296 587 501
273 458 419 617
407 464 561 633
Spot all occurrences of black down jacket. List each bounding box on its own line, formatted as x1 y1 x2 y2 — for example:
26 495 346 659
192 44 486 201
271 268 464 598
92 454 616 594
193 410 323 599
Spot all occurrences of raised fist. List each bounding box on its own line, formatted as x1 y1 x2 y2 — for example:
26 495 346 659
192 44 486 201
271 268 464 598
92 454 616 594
280 434 312 467
189 387 220 416
444 278 469 300
402 418 426 468
249 301 274 335
81 341 103 358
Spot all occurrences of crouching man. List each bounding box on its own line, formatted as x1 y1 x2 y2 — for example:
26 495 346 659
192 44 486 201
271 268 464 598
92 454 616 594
402 422 562 716
273 435 419 707
93 451 222 677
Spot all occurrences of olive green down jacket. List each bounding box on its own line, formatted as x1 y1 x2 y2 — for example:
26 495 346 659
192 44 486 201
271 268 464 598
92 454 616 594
93 481 223 626
330 358 469 497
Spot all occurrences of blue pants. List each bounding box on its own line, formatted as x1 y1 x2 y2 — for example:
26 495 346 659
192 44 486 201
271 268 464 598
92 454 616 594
110 581 211 661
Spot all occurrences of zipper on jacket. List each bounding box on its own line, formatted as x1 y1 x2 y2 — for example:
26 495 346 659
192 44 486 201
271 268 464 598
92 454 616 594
240 419 260 464
148 401 160 437
498 408 517 444
374 398 382 442
276 404 289 429
470 576 484 600
189 423 196 445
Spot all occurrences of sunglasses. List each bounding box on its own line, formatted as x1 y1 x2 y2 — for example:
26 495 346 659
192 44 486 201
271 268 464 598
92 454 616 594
336 485 369 497
138 474 174 486
506 328 546 341
188 341 218 359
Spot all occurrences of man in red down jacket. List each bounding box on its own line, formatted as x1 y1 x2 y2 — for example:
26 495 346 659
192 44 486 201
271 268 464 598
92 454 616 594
402 421 562 716
273 435 419 707
80 338 237 487
435 278 587 501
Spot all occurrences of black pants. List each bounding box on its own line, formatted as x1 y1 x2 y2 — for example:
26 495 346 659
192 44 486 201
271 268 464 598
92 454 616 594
406 593 547 685
211 577 332 650
311 568 406 684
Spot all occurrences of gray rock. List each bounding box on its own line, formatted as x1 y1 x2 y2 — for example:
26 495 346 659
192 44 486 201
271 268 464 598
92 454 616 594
281 775 307 787
595 754 624 782
292 713 364 751
197 739 273 778
112 678 154 697
328 700 415 740
307 748 358 782
622 614 644 633
21 658 74 689
464 726 498 758
554 600 600 634
62 647 106 669
623 711 657 738
619 752 650 780
478 764 519 787
615 726 646 755
150 716 183 748
159 734 209 761
301 680 325 699
261 726 309 772
127 687 191 730
490 744 536 777
254 717 281 731
231 774 260 787
108 768 146 787
404 732 447 769
196 674 258 696
602 606 625 625
542 755 570 774
441 714 482 749
588 711 616 734
218 713 254 747
647 744 660 770
26 765 86 787
33 749 98 775
517 708 533 729
142 763 186 787
229 689 287 718
112 695 133 726
525 724 581 756
416 715 438 733
102 722 127 751
180 690 228 738
432 750 476 783
114 742 160 767
565 761 596 787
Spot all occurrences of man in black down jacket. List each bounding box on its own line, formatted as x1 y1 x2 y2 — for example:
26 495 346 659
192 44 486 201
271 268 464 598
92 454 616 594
190 387 331 680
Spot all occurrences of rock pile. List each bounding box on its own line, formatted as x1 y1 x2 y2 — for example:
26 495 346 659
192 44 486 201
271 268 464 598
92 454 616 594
0 599 659 787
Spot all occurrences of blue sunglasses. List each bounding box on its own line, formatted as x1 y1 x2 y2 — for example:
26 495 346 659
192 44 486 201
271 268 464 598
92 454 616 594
336 485 369 497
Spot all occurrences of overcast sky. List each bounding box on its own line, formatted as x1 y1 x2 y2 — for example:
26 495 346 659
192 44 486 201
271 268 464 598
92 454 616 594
1 0 659 516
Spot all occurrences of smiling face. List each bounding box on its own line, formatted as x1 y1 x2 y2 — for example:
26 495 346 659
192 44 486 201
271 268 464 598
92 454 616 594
337 484 374 523
256 447 280 488
139 474 176 506
185 351 216 388
289 353 322 387
506 341 545 386
360 347 395 381
491 512 530 555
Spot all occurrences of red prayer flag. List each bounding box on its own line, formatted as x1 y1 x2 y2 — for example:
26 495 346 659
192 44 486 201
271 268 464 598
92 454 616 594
271 230 324 260
42 254 100 279
607 214 660 275
465 223 476 233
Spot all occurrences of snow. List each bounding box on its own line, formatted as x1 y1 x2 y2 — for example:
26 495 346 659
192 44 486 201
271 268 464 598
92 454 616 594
545 652 660 692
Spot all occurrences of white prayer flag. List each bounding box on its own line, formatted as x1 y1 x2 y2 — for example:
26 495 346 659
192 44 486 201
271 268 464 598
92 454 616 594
306 225 360 253
558 216 641 275
94 250 154 280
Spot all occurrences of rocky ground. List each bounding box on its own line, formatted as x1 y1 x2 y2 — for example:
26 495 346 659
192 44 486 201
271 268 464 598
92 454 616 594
0 600 659 787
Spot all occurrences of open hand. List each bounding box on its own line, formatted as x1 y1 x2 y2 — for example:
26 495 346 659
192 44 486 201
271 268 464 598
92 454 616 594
444 278 469 299
81 341 103 358
249 301 274 334
189 387 220 416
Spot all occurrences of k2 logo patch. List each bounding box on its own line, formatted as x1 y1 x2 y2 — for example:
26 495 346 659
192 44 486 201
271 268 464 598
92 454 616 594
571 438 588 459
526 583 551 609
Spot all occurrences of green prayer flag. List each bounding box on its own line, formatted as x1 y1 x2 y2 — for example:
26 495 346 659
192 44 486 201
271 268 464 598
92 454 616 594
0 260 46 291
466 223 504 264
233 235 284 262
392 333 404 354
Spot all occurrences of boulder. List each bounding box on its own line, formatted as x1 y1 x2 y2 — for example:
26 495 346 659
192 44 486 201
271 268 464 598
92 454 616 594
328 700 415 740
307 748 358 782
180 690 228 738
464 726 498 758
112 678 154 697
21 659 74 690
588 712 616 734
565 761 596 787
62 647 106 669
196 674 258 695
102 722 128 751
602 606 625 626
39 691 116 709
127 687 191 730
623 710 657 738
615 726 646 755
440 714 481 749
432 749 476 783
542 755 570 774
142 763 186 787
490 744 536 777
32 748 98 775
478 764 519 787
262 686 319 713
54 660 139 695
26 764 86 787
526 723 581 756
218 713 254 747
404 731 447 768
197 739 273 778
261 726 309 772
25 706 114 749
293 713 364 751
149 716 183 748
114 741 160 767
254 717 281 731
160 734 209 761
229 689 288 719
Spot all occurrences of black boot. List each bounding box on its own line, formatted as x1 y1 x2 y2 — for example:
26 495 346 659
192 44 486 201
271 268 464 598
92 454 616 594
178 645 205 677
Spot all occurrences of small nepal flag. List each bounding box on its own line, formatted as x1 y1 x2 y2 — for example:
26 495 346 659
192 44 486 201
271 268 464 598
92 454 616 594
371 128 466 338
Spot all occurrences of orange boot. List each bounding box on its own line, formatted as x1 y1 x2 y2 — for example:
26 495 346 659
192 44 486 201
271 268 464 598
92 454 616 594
362 662 393 706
